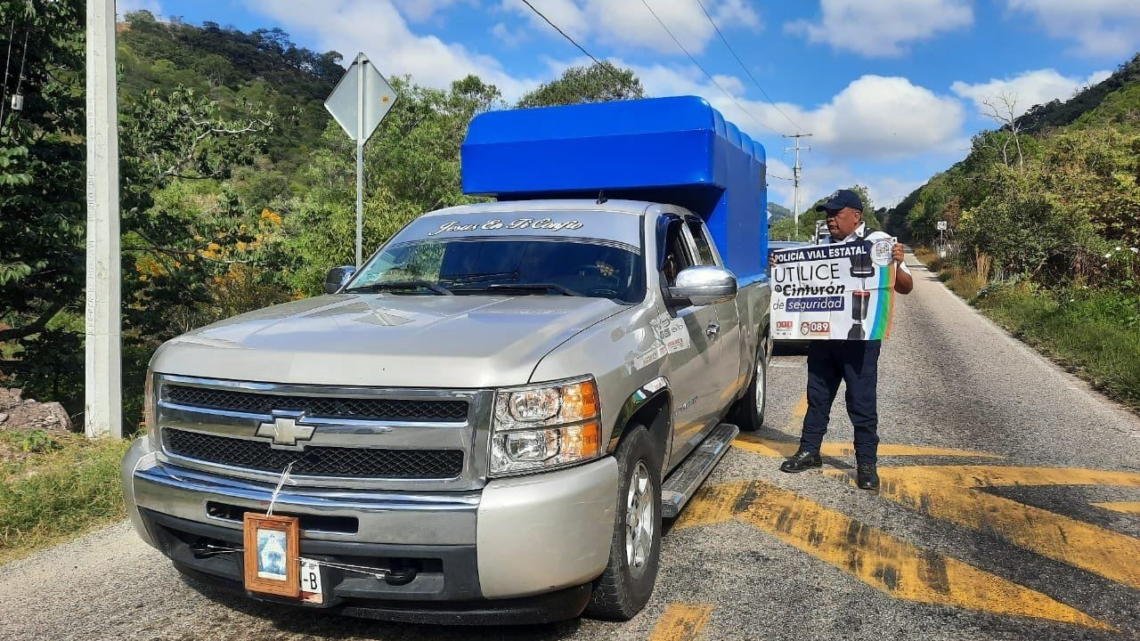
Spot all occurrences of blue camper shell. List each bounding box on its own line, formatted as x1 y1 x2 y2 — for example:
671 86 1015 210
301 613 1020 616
460 96 769 282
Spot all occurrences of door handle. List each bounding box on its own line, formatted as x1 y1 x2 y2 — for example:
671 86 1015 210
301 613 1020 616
706 323 720 339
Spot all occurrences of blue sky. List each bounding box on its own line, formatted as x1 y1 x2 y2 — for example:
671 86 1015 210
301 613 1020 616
120 0 1139 211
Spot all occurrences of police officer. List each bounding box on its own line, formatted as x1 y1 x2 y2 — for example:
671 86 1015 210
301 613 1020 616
779 189 913 489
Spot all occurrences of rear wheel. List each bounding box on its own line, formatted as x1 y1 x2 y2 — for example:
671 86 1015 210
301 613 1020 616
732 337 768 431
585 426 661 620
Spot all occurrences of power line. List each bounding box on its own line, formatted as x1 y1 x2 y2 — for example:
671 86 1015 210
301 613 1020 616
518 0 642 97
691 0 807 134
637 0 784 136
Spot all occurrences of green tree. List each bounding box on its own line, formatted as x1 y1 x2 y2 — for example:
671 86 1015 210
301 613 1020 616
285 75 503 293
0 0 86 359
517 62 643 108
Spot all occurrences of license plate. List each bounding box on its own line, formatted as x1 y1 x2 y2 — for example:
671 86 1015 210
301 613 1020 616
300 559 324 604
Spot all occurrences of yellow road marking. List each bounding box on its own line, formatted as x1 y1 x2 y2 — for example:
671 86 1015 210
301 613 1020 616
647 604 714 641
785 394 808 432
1093 501 1140 514
674 481 1109 629
826 466 1140 590
734 434 1003 459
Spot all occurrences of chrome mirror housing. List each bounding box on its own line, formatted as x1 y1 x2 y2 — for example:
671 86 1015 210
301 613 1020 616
668 265 737 306
323 265 357 295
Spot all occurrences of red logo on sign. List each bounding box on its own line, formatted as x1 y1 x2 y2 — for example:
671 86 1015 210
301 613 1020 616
777 321 793 330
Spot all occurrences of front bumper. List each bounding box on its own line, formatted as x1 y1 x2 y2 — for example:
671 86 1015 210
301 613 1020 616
122 438 617 618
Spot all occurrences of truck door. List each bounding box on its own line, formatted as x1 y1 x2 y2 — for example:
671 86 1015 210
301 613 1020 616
685 218 744 415
658 216 722 465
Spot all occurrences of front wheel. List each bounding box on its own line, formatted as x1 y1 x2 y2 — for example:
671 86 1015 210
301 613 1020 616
732 338 768 431
585 426 661 620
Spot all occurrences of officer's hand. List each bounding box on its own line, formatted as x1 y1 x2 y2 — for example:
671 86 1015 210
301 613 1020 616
892 243 906 264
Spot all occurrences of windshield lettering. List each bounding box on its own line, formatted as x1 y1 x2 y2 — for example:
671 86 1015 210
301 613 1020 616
427 218 584 236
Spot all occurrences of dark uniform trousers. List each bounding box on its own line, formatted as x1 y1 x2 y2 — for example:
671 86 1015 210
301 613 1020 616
800 339 882 463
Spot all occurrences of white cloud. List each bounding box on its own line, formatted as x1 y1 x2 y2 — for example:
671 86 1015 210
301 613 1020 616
1007 0 1140 58
786 0 973 57
391 0 474 23
951 68 1111 118
626 63 965 160
118 0 163 16
1087 69 1113 86
762 76 965 160
491 22 530 48
502 0 590 41
248 0 542 103
503 0 761 55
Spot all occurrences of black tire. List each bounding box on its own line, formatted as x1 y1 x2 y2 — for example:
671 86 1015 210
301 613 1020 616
732 336 769 431
584 426 662 620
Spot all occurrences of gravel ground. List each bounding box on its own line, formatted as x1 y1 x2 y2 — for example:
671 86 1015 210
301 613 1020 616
2 254 1138 641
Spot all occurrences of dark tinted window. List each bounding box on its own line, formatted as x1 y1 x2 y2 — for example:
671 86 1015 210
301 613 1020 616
687 220 717 265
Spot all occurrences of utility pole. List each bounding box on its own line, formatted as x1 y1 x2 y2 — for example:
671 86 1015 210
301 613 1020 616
783 133 812 237
85 0 122 439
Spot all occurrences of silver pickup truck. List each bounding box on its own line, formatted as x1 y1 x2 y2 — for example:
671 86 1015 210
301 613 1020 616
121 96 772 623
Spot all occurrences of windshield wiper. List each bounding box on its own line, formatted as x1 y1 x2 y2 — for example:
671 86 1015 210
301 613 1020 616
346 281 452 296
443 270 519 285
453 283 581 297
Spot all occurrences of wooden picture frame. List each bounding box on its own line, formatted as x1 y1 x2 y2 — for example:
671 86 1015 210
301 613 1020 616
243 513 300 598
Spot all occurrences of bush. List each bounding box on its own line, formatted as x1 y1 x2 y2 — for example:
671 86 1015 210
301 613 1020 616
0 432 129 563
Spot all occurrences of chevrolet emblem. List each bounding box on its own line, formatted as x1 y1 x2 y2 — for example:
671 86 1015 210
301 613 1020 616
255 412 316 448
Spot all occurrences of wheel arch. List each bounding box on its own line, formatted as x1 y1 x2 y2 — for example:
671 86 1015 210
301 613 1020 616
608 377 672 470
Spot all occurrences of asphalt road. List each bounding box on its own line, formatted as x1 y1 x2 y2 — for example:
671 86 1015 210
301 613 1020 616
3 254 1139 641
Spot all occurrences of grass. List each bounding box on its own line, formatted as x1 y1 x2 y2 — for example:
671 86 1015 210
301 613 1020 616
0 429 130 565
914 249 1140 413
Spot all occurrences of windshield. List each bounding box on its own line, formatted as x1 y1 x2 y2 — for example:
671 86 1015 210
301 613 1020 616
347 237 646 303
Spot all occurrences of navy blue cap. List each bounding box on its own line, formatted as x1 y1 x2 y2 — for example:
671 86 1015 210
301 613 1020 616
815 189 863 213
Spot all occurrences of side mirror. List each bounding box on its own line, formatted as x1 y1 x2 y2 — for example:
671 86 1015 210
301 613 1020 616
668 266 737 307
323 266 357 295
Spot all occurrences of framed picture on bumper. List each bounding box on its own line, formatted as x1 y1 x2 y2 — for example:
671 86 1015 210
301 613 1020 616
243 513 300 598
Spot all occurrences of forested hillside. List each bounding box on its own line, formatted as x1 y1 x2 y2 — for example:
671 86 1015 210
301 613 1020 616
887 53 1139 281
885 54 1140 408
0 6 643 427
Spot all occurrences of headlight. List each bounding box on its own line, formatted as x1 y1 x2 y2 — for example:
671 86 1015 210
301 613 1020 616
491 376 602 476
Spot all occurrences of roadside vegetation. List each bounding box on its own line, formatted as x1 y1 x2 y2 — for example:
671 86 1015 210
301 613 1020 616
915 250 1140 413
891 54 1140 415
0 430 129 564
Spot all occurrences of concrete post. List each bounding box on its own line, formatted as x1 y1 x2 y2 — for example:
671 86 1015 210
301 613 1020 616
84 0 123 439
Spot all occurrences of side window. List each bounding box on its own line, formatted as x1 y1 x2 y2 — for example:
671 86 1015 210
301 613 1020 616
685 219 719 266
660 219 696 286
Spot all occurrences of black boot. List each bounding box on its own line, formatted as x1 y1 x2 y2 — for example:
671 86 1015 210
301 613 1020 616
780 449 822 473
856 461 879 490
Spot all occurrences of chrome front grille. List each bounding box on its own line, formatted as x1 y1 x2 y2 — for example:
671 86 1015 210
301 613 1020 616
164 429 465 479
166 385 469 423
154 375 492 490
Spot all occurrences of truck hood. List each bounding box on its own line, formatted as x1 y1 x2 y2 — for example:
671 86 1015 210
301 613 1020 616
151 294 630 388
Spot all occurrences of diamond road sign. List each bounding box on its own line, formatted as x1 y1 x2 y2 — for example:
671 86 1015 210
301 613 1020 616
324 53 397 144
